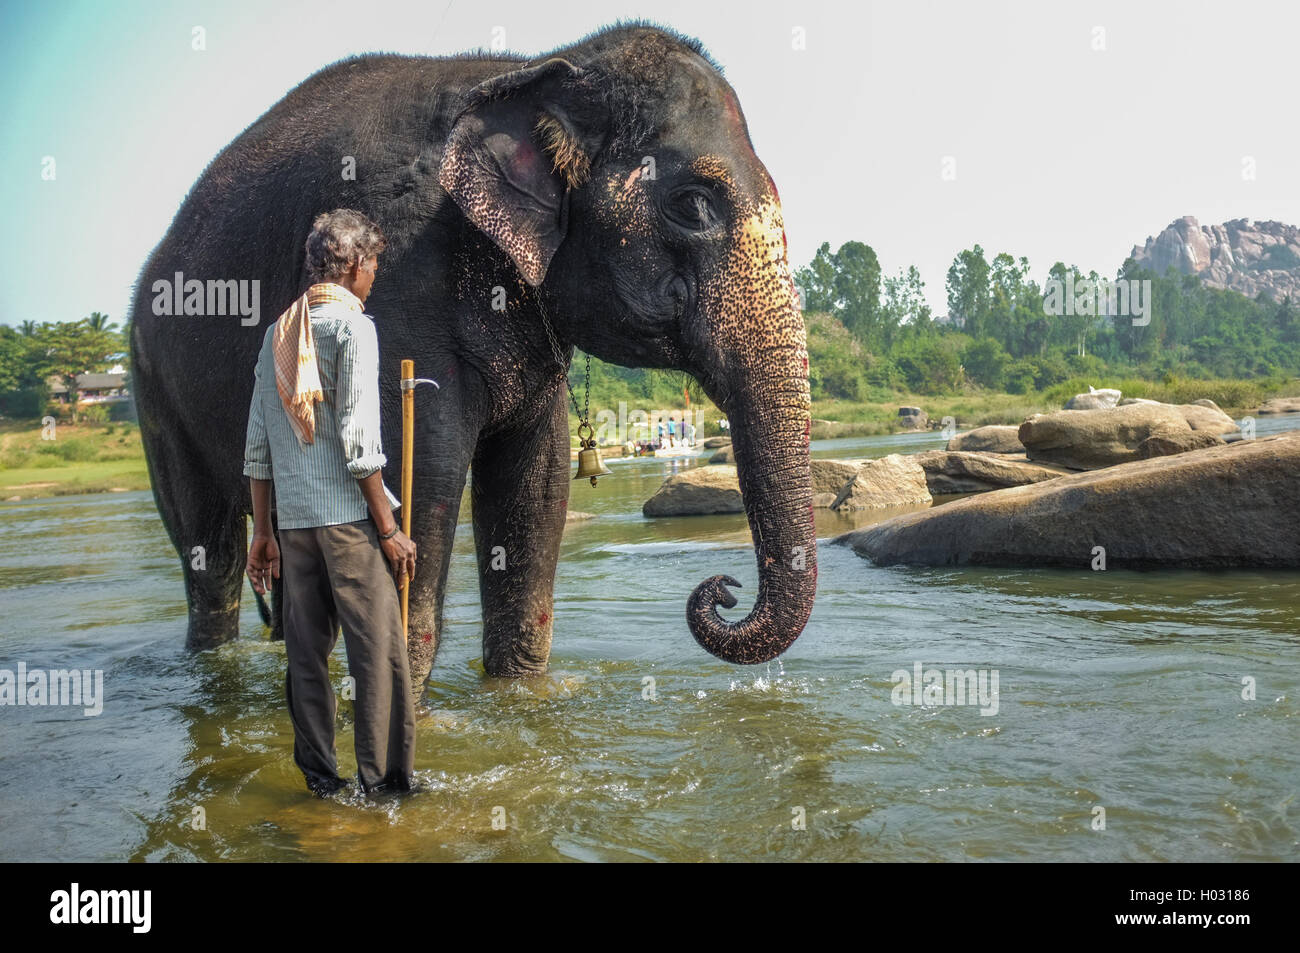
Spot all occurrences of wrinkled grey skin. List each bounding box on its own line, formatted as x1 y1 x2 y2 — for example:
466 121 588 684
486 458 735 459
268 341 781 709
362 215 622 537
130 23 817 697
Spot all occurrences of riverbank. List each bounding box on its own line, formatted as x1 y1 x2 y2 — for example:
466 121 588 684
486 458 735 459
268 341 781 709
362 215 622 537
0 419 150 499
568 375 1300 443
6 373 1299 499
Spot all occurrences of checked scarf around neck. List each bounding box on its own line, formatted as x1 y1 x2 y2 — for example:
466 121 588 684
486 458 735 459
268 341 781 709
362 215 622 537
272 282 364 445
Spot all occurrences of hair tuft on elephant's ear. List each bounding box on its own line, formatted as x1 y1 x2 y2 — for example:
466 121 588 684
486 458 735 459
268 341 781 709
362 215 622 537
535 113 591 189
437 57 595 288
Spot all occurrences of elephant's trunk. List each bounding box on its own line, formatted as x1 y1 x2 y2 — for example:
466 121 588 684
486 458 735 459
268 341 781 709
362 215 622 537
687 196 817 664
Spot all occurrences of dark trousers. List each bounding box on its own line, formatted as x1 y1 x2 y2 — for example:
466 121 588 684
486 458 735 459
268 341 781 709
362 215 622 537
279 519 416 793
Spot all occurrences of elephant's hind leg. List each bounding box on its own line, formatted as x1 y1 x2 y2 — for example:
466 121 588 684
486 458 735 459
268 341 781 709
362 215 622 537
140 416 248 649
181 505 248 649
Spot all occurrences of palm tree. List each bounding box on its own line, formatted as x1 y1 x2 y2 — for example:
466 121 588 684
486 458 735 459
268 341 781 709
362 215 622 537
19 320 37 337
87 312 118 333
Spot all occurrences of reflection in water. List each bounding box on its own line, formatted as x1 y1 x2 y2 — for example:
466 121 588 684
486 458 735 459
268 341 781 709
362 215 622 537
1 419 1298 861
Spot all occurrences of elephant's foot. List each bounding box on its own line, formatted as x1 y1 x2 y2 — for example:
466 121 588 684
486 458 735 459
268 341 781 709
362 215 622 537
185 603 242 650
482 636 551 678
406 627 440 704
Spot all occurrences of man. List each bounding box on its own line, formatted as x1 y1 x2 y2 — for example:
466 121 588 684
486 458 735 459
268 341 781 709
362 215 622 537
243 208 417 797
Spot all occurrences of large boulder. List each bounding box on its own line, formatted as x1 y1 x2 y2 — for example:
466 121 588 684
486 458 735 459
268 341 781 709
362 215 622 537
1179 399 1238 434
1064 386 1121 410
643 465 742 516
811 458 866 495
834 432 1300 568
1137 430 1224 458
830 454 932 510
1119 397 1237 435
701 436 732 449
1258 397 1300 415
945 425 1024 454
1018 403 1191 470
896 406 929 431
708 446 735 464
914 451 1072 494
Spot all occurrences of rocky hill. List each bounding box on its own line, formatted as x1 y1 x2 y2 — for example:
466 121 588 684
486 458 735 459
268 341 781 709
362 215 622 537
1128 216 1300 303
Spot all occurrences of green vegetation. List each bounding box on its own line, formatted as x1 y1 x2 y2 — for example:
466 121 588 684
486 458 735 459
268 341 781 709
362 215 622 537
793 242 1300 398
0 420 149 498
0 313 128 421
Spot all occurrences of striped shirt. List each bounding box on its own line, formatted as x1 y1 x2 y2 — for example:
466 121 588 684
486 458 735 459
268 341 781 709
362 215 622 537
243 299 400 529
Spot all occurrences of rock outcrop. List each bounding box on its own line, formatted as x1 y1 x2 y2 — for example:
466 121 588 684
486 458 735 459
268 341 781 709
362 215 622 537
1117 397 1239 435
1019 403 1191 470
1129 216 1300 303
811 458 867 496
834 432 1300 568
1136 431 1224 458
914 451 1072 494
897 406 928 431
1258 397 1300 415
642 465 743 516
1064 386 1122 411
946 425 1024 454
830 455 931 510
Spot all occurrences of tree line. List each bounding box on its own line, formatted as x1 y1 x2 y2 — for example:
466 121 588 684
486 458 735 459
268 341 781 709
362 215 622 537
793 241 1300 398
6 245 1299 426
0 314 127 417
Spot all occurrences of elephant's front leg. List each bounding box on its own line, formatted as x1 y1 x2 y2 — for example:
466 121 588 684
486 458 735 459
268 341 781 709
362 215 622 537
471 387 572 676
402 379 479 700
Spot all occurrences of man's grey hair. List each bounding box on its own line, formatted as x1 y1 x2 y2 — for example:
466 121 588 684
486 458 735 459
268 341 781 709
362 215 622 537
304 209 387 281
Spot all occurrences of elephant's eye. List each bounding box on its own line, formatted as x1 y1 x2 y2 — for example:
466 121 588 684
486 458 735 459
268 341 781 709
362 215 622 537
664 186 721 232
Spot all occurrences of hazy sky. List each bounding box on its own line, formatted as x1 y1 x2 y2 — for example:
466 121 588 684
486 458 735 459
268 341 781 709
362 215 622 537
5 0 1298 328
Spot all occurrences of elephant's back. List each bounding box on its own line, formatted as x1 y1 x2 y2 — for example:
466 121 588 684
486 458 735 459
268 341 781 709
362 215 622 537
129 52 517 453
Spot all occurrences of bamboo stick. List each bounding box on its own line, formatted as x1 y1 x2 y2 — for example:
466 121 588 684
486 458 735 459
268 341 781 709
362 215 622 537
400 359 414 640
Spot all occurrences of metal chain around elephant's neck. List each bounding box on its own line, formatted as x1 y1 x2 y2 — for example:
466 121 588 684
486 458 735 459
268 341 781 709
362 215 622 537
534 289 611 486
535 289 591 431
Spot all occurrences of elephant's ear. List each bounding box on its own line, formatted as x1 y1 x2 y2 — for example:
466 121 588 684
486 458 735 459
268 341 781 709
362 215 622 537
439 57 602 287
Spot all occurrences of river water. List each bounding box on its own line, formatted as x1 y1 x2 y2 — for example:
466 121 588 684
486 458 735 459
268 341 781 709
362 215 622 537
1 418 1297 861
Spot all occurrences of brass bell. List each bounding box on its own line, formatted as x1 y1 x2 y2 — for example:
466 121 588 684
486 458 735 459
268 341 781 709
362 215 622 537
574 422 612 486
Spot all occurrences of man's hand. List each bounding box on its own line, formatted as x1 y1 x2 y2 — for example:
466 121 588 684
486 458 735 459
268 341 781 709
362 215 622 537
380 529 417 584
247 533 281 594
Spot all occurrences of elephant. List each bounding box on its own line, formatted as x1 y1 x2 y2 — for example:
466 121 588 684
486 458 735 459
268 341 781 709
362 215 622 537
130 22 818 694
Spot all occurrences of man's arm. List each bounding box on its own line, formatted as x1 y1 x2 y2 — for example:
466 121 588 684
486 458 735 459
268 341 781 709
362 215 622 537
243 343 273 483
247 477 279 594
335 319 415 580
243 348 279 593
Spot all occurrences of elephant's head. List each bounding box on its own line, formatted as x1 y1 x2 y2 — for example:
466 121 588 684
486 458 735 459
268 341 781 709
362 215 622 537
438 25 816 664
